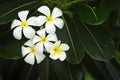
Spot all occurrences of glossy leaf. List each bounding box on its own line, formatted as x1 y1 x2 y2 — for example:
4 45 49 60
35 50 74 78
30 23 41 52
0 41 23 59
57 16 85 64
77 4 109 25
0 0 38 25
69 64 83 80
83 66 95 80
39 58 49 80
51 60 83 80
0 31 23 59
115 51 120 65
75 19 115 61
105 61 120 80
102 0 120 11
0 73 3 80
51 60 73 80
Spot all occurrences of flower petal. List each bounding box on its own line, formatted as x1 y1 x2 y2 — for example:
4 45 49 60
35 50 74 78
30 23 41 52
59 52 66 61
45 22 56 33
44 42 53 52
37 29 46 37
47 33 58 41
36 16 46 26
35 53 45 64
33 36 40 44
49 53 58 60
27 16 38 26
52 7 62 18
13 26 22 40
22 46 30 56
53 18 64 29
18 10 29 21
38 5 50 16
23 26 35 39
24 54 35 65
60 44 69 51
11 19 21 29
35 42 44 53
54 41 61 47
24 39 33 47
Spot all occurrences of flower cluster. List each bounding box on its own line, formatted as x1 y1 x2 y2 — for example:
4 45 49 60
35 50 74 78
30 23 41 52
11 5 69 65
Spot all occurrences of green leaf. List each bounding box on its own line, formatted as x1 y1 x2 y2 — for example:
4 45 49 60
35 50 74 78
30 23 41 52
102 0 120 11
105 61 120 80
51 60 83 80
77 4 109 25
0 40 23 59
39 58 49 80
51 60 73 80
0 73 3 80
57 16 85 64
115 51 120 65
75 20 115 61
83 66 95 80
0 0 38 25
69 64 83 80
0 31 23 59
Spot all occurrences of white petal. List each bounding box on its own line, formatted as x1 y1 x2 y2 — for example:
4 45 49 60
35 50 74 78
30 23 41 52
33 36 40 44
13 26 22 40
23 26 35 39
27 16 38 26
37 29 46 37
24 54 35 65
22 46 30 57
47 33 58 41
44 42 53 52
38 5 50 16
36 16 46 26
53 18 64 29
60 44 69 51
49 53 58 60
59 52 66 61
45 22 56 33
11 19 21 29
18 10 29 21
35 54 45 64
54 41 61 47
35 42 44 53
52 7 62 18
24 39 33 47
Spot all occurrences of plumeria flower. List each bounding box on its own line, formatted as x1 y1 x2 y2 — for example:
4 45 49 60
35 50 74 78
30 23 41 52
36 5 64 33
49 41 69 61
33 29 58 53
11 10 38 40
22 40 45 65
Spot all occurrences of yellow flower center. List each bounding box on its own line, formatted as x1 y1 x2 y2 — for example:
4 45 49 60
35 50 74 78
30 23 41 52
30 47 35 55
46 16 53 22
40 37 47 43
52 46 60 54
21 21 28 28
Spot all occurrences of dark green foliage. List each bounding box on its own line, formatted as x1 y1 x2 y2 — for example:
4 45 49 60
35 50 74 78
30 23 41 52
0 0 120 80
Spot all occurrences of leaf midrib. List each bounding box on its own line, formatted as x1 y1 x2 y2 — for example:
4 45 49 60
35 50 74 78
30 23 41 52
85 4 98 21
83 23 106 59
63 16 79 63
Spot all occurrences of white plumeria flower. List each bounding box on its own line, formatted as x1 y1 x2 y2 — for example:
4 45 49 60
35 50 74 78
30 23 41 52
36 5 64 33
11 10 38 40
49 41 69 61
22 40 45 65
33 29 58 53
